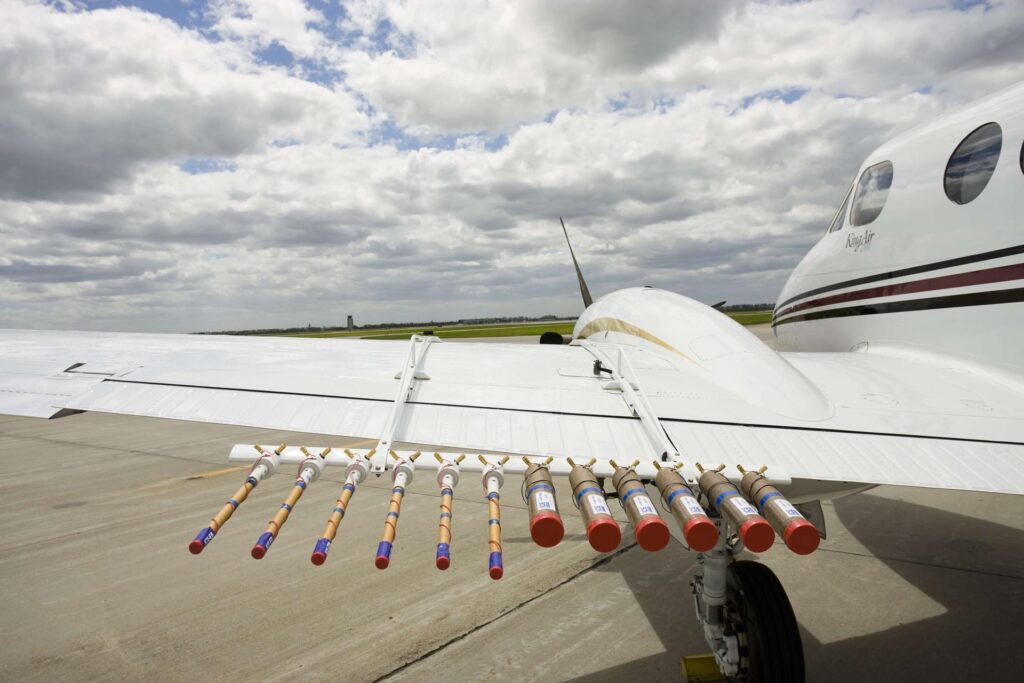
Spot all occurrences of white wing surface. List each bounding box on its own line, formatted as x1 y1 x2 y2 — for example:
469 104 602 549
1 328 1023 494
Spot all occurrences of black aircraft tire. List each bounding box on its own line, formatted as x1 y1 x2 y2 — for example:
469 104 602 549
725 560 805 683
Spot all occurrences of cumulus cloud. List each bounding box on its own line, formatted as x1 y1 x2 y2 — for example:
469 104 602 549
0 1 367 199
0 0 1022 332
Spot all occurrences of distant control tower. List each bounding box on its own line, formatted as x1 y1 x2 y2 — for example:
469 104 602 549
347 315 354 331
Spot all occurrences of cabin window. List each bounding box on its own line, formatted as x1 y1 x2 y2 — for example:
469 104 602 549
944 122 1002 205
827 186 852 233
850 161 893 226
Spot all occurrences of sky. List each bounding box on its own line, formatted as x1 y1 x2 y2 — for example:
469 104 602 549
1 0 1023 332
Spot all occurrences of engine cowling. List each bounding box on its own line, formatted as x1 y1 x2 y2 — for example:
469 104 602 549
573 287 831 421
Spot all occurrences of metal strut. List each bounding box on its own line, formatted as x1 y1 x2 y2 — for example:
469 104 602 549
577 340 681 463
370 334 438 474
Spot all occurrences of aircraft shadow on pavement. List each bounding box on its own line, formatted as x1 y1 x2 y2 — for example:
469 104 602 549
563 494 1024 682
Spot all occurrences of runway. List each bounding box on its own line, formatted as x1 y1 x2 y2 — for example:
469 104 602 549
1 326 1022 681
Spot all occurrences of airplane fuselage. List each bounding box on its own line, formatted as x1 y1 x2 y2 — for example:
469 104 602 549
774 83 1024 376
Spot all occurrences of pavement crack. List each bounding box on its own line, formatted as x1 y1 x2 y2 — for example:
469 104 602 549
817 544 1024 581
374 540 640 682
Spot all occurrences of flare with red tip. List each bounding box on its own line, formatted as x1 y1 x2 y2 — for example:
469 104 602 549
612 466 670 552
653 467 718 552
523 461 564 548
697 467 775 553
739 468 820 555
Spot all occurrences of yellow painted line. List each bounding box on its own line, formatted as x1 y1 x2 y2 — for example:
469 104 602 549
186 466 247 481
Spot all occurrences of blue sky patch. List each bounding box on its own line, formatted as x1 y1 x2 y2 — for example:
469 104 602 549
738 88 808 110
179 158 238 174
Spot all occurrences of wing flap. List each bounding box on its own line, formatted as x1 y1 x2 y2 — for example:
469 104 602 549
0 358 106 418
665 421 1024 495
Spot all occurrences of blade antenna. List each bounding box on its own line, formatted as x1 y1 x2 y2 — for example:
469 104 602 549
560 217 594 308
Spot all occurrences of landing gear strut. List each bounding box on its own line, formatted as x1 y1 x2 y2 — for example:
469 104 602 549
692 520 804 682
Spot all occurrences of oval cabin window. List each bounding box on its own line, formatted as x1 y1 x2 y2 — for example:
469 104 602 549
944 122 1002 205
850 161 893 226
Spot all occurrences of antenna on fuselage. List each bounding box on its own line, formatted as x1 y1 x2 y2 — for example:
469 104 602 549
560 217 594 308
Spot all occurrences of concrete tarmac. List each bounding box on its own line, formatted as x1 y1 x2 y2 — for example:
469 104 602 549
1 323 1022 681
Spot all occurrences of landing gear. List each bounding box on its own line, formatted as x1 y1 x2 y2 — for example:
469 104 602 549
724 561 804 682
692 522 804 682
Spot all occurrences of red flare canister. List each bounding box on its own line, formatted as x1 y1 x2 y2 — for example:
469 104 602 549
612 467 670 552
697 469 775 553
739 470 820 555
524 463 564 547
653 468 718 552
568 465 621 553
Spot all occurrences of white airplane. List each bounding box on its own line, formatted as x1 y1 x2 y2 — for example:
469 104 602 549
2 82 1022 682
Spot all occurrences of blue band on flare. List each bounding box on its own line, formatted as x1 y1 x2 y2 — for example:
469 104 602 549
440 488 453 496
193 526 216 546
488 551 503 574
620 488 650 505
525 482 554 499
757 491 782 510
486 492 500 501
255 531 274 549
574 486 603 504
343 483 355 492
227 499 239 508
246 476 258 486
313 538 331 555
436 543 450 559
296 480 307 489
440 512 452 519
488 519 500 526
392 487 404 494
280 503 292 511
333 507 346 516
714 490 737 508
387 511 399 519
666 488 698 507
376 541 393 560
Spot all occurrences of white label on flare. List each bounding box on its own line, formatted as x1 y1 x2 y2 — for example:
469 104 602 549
730 497 758 518
534 491 556 511
681 496 706 517
776 500 802 518
634 495 657 516
587 494 611 515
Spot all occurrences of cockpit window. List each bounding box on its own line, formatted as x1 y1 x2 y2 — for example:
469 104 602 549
850 160 893 226
944 122 1002 205
827 186 852 233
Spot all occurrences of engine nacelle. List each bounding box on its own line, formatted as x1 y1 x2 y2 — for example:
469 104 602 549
573 288 831 421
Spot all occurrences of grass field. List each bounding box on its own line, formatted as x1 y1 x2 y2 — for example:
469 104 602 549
361 322 578 340
726 311 772 325
268 310 772 340
279 320 575 340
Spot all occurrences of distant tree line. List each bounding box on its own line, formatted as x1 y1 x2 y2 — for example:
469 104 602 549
194 314 568 336
194 306 773 335
719 303 773 312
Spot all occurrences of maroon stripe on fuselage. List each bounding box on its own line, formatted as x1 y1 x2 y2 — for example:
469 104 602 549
775 262 1024 320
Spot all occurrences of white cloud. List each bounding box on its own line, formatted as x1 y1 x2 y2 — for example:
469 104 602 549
0 0 1022 332
0 1 367 199
208 0 330 60
339 0 1024 133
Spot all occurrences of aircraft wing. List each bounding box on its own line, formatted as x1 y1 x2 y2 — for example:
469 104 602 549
1 328 1023 495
